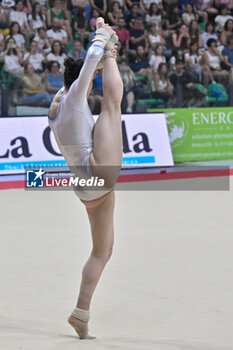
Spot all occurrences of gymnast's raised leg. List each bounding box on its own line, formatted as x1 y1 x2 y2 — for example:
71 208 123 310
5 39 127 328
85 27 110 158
89 54 124 187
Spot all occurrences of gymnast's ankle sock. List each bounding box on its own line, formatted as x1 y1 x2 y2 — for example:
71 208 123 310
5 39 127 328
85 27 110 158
71 307 90 322
92 27 112 47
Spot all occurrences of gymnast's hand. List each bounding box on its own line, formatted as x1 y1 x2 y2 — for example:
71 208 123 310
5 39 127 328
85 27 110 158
111 45 118 59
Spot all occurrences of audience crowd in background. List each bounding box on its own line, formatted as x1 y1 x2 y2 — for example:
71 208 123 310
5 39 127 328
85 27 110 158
1 0 233 113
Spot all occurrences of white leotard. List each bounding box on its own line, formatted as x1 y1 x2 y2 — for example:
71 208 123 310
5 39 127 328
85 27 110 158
48 44 111 201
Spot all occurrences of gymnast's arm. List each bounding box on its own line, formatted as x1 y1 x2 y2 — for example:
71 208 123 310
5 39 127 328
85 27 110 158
65 44 104 109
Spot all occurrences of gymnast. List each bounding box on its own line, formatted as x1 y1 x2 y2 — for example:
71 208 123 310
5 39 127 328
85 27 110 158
48 17 123 339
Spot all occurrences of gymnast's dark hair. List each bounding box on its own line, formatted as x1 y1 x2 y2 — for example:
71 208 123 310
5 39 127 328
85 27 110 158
63 56 84 89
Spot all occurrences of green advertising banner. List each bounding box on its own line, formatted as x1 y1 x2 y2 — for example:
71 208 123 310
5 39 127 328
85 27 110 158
162 107 233 162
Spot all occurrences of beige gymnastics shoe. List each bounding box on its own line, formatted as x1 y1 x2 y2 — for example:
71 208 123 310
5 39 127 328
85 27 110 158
68 307 96 340
92 21 115 47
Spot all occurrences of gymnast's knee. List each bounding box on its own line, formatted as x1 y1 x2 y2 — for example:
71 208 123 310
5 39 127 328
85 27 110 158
102 172 120 189
92 245 113 263
101 99 122 115
103 78 123 101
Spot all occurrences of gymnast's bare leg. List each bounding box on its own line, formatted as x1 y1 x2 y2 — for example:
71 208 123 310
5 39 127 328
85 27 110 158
68 21 123 339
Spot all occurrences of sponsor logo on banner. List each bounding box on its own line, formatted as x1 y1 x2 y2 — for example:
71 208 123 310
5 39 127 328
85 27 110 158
163 107 233 162
165 112 189 148
0 114 173 175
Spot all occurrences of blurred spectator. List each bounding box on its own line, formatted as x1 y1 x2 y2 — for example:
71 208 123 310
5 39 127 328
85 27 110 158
145 3 161 29
73 7 90 46
130 44 148 72
0 36 24 76
213 0 231 12
203 38 228 85
165 4 182 31
21 63 51 104
194 0 208 23
68 38 86 59
222 34 233 68
125 4 140 28
182 4 199 27
36 0 48 15
147 23 165 48
215 5 233 32
142 0 162 12
170 48 186 71
130 44 153 86
220 19 233 46
22 40 46 74
178 0 198 12
197 0 218 22
47 40 67 72
170 59 189 92
113 0 125 9
45 60 63 98
170 59 206 107
153 63 174 104
196 0 213 13
47 0 73 42
129 16 148 52
0 2 9 38
34 27 51 53
162 0 173 14
118 57 136 113
71 0 92 21
189 20 203 48
149 44 166 72
28 2 47 33
22 0 32 14
202 22 218 49
46 17 68 45
114 17 130 53
6 21 25 49
1 0 16 32
171 24 190 52
89 0 107 17
9 0 30 37
126 0 147 11
185 40 213 86
106 1 123 27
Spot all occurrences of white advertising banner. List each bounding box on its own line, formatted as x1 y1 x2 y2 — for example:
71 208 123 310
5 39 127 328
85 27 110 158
0 114 174 175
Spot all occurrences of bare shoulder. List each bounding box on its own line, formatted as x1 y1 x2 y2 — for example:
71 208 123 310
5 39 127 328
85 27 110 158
49 93 66 120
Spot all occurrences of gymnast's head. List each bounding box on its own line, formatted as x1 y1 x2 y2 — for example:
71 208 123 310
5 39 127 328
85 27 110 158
64 57 84 90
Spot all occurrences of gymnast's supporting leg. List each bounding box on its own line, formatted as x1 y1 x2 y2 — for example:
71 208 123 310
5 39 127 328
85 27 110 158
68 191 115 339
68 55 123 340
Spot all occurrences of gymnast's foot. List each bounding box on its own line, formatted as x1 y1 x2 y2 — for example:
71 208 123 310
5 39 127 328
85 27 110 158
96 17 105 28
93 18 116 48
68 315 96 340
